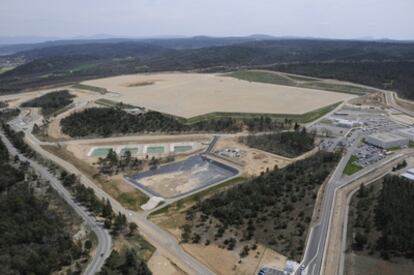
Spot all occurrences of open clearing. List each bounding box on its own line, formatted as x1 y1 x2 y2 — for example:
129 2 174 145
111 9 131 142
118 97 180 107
212 136 292 176
152 211 287 275
82 72 356 118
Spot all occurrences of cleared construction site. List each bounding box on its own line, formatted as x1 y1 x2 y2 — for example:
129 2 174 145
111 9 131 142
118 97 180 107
126 155 239 198
83 72 356 118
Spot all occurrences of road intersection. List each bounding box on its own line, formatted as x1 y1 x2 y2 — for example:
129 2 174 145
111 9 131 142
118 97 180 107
4 88 414 275
300 93 414 275
7 108 215 275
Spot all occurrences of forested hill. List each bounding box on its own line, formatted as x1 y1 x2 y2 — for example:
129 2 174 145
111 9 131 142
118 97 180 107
10 41 173 62
1 38 414 98
266 61 414 99
0 137 85 273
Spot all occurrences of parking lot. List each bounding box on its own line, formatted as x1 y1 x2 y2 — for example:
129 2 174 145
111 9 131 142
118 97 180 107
353 143 386 168
315 106 407 170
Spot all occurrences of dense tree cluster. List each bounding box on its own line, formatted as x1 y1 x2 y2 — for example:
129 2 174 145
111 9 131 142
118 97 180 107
59 170 129 235
2 123 36 158
375 176 414 259
241 127 315 158
2 125 152 272
0 108 20 122
185 151 339 260
60 108 287 137
21 90 75 116
98 149 125 175
392 160 407 171
97 149 176 175
3 123 128 235
349 175 414 261
0 138 83 274
61 108 203 137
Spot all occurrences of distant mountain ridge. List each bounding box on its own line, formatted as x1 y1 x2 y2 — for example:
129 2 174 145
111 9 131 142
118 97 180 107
1 35 414 56
1 37 414 99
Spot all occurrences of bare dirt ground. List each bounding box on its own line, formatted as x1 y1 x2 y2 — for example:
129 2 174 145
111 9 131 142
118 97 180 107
83 72 356 118
153 211 286 275
345 252 414 275
182 243 281 275
255 247 287 273
138 169 203 198
148 251 186 275
213 136 292 176
349 92 386 107
62 134 212 147
395 94 414 111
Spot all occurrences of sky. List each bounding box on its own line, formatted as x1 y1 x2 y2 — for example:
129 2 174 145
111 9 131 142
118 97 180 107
1 0 413 40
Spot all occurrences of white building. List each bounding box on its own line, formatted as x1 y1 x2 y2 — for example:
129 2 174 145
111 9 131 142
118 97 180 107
333 118 362 129
397 127 414 142
401 173 414 181
365 132 409 149
124 107 145 115
402 168 414 181
219 148 241 158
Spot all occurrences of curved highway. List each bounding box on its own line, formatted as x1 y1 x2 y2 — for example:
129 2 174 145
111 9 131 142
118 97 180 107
0 130 112 275
6 109 214 275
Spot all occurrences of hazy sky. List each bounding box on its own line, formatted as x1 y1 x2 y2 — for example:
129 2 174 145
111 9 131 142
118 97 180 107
1 0 413 39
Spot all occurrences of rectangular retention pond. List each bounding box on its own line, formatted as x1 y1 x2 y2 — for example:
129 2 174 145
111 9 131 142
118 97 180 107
125 155 238 198
89 147 112 157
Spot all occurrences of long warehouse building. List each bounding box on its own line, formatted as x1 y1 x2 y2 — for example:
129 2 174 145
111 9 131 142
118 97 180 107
397 127 414 142
365 132 409 149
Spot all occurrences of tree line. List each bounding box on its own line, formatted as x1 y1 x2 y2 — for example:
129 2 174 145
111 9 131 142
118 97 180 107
375 175 414 259
0 108 20 122
21 90 75 116
0 137 85 274
60 107 288 137
350 175 414 261
2 125 152 273
240 126 315 158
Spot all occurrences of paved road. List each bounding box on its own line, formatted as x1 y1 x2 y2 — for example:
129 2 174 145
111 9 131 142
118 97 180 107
9 121 214 275
0 130 112 275
385 91 414 117
300 137 358 275
301 131 404 275
205 135 219 153
298 90 414 275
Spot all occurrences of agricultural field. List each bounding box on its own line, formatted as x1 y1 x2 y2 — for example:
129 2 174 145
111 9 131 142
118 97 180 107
82 72 356 118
